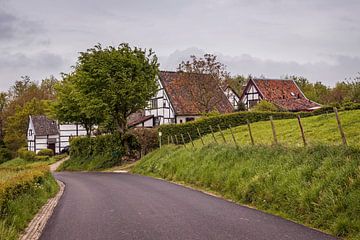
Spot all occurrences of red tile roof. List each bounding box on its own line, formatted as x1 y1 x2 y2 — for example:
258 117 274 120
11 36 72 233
159 71 234 115
248 79 320 111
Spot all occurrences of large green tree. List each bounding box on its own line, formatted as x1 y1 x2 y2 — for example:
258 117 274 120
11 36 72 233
52 75 105 135
71 43 159 134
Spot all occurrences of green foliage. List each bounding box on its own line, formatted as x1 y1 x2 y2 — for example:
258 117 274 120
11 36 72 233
133 145 360 239
4 99 50 153
68 43 159 134
0 148 12 164
17 148 36 162
129 128 159 156
37 149 54 157
0 164 58 240
52 76 104 135
158 111 312 144
60 134 126 171
250 100 281 112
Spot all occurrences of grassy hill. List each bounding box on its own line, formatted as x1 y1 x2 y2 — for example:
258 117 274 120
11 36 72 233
133 110 360 239
189 110 360 148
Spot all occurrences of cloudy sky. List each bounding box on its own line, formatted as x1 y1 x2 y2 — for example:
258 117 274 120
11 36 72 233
1 0 359 91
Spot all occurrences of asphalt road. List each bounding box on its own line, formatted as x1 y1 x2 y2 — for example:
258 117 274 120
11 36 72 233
40 172 338 240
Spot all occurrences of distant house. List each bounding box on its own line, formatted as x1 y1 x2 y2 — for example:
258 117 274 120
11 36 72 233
240 78 321 111
143 71 236 126
27 115 87 154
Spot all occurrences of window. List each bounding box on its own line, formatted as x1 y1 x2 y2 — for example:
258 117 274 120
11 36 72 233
149 99 158 109
185 117 195 122
29 129 33 136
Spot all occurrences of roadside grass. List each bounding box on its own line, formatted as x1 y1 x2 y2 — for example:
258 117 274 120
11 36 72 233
132 144 360 240
0 155 63 239
102 161 137 172
189 110 360 148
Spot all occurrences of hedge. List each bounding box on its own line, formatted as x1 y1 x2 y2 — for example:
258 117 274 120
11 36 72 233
37 149 54 157
158 111 313 144
0 165 49 214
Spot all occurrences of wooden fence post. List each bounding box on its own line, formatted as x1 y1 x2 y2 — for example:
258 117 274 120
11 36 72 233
270 116 278 145
209 125 218 144
217 124 227 143
297 115 307 146
167 136 170 145
197 128 205 146
174 135 179 145
247 120 254 145
171 135 174 144
229 125 238 147
334 107 347 146
181 134 186 148
187 132 195 148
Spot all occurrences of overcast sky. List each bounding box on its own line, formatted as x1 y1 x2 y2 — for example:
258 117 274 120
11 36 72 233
1 0 359 91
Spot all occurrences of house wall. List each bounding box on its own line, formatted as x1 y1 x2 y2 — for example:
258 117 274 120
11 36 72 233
145 78 176 125
58 124 87 152
224 88 240 110
27 119 36 152
176 115 201 124
34 134 60 154
241 84 262 109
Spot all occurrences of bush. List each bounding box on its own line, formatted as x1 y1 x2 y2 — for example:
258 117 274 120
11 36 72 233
0 148 12 164
0 164 58 240
17 148 36 162
35 156 50 162
61 134 126 171
158 111 312 144
129 128 159 156
37 149 54 157
342 101 360 110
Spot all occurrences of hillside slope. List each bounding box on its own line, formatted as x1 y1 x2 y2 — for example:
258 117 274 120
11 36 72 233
189 110 360 147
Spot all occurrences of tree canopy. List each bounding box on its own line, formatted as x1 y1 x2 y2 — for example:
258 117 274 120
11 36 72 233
54 43 159 134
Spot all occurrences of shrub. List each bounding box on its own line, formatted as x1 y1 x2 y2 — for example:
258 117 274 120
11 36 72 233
61 134 126 171
312 105 334 115
342 101 360 110
158 111 312 144
129 128 159 156
37 149 54 157
35 156 50 162
17 148 36 162
0 148 12 164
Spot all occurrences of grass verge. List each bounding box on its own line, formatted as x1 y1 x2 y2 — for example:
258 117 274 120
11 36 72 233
0 162 59 239
132 144 360 240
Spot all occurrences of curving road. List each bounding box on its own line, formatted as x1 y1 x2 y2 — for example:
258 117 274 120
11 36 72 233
40 172 337 240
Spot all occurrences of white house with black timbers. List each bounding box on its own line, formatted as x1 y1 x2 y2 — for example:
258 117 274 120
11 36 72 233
140 71 237 127
27 115 87 154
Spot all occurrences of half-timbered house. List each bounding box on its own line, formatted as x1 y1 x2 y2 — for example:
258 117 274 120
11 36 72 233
240 78 321 111
27 115 87 154
143 71 236 126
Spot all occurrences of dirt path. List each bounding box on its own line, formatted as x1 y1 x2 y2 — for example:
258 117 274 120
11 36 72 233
50 156 69 172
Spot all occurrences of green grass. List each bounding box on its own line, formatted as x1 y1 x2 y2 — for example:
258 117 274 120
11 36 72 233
0 156 62 239
132 145 360 239
189 110 360 148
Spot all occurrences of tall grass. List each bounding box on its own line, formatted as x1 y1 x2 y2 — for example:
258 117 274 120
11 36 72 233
132 144 360 239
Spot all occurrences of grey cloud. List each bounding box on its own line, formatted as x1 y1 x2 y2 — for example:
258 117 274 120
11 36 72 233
160 48 360 86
